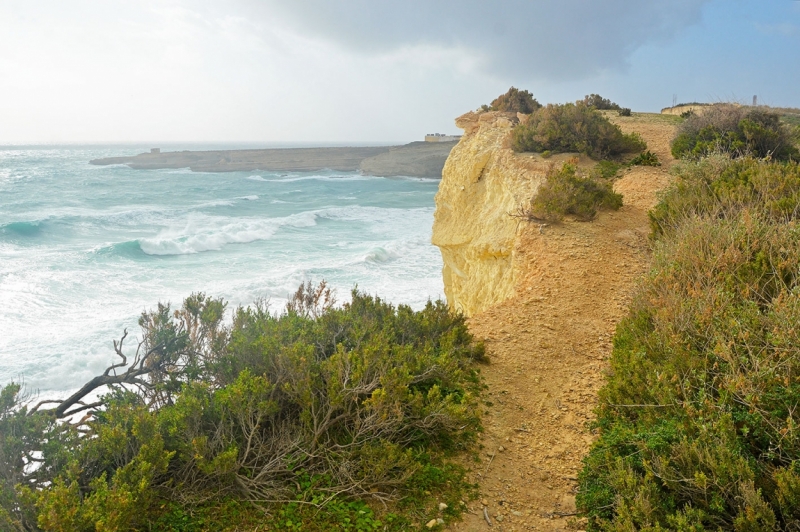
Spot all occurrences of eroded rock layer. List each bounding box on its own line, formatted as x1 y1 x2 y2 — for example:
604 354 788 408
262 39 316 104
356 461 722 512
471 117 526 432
432 111 550 316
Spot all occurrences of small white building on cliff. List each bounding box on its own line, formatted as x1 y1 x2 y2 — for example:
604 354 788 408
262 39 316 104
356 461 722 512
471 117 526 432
425 133 461 142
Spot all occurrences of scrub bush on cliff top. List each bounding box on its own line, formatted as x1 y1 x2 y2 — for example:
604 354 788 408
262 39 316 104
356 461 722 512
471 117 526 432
580 93 622 111
481 86 541 114
512 102 646 159
525 160 622 222
672 103 799 161
0 285 484 531
578 156 800 530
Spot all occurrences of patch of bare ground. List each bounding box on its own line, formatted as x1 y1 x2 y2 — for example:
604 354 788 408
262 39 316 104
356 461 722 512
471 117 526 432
452 114 677 531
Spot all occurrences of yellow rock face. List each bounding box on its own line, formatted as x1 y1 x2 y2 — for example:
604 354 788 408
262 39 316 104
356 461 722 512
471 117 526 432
432 111 549 316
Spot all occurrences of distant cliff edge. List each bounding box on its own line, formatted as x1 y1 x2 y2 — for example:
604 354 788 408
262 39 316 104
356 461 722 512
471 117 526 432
89 141 457 178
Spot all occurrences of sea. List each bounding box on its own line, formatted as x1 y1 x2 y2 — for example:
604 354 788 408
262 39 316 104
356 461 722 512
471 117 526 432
0 144 444 396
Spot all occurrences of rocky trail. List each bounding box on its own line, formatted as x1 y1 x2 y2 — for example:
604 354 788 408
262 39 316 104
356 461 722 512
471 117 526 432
453 114 677 531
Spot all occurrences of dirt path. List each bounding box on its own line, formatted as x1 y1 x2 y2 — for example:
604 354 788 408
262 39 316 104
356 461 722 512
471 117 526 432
453 114 677 531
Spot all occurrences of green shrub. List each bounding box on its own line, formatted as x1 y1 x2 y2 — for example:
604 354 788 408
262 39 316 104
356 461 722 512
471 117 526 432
649 155 800 237
1 288 484 530
628 150 661 166
578 156 800 530
581 94 622 111
592 160 621 179
512 102 646 159
618 107 632 117
527 161 623 222
671 104 799 161
484 86 541 114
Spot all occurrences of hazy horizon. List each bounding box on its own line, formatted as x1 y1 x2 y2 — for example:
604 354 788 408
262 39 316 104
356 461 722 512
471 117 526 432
1 0 798 144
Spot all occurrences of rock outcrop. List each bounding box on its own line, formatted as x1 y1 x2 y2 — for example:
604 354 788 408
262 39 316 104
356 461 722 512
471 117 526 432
432 111 552 316
358 141 456 178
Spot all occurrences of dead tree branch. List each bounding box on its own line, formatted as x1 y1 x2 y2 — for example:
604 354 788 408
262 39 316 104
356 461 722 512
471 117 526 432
50 329 177 418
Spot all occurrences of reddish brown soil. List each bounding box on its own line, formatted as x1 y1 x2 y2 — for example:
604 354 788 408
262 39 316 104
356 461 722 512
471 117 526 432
452 114 678 531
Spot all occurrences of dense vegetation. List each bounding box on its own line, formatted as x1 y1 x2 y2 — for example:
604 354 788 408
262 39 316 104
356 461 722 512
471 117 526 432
581 94 622 111
672 104 799 161
0 285 484 531
518 160 622 222
511 102 646 159
481 86 541 114
578 155 800 530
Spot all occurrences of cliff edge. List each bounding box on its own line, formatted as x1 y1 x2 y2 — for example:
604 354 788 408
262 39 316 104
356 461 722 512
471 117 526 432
432 111 562 316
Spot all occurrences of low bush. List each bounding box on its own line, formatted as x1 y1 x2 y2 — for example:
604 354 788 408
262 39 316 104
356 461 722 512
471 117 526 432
592 160 621 179
525 160 622 222
482 86 541 114
617 107 632 117
581 94 622 111
672 104 799 161
0 287 484 531
512 102 646 159
578 156 800 530
628 150 661 166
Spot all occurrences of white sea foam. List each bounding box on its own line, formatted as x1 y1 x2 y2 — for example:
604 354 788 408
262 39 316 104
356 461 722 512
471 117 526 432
275 174 377 183
138 212 318 255
197 199 236 208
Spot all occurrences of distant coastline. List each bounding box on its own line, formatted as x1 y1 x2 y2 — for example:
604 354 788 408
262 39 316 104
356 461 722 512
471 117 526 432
89 141 458 178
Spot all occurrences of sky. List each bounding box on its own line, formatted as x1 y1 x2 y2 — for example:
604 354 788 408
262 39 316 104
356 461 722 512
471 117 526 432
0 0 798 144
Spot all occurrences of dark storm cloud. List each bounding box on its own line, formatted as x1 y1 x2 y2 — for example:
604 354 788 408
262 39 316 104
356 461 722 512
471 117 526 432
249 0 711 80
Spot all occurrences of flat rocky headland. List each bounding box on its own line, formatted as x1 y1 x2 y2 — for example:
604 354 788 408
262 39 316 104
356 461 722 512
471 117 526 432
89 141 457 178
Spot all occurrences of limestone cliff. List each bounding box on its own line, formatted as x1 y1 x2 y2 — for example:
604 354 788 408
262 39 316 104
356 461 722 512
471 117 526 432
432 111 552 316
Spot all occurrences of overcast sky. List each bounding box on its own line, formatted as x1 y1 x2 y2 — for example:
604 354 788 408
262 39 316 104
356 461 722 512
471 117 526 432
1 0 798 144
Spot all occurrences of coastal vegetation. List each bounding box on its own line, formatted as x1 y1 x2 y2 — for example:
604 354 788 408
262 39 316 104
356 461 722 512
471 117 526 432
499 91 643 223
578 155 800 529
0 284 484 531
581 94 622 111
516 160 622 222
481 86 541 114
672 104 799 161
511 101 646 159
628 150 661 167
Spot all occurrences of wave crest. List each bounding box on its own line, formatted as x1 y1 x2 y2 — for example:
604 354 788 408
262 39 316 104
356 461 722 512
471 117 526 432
138 212 318 256
0 221 42 237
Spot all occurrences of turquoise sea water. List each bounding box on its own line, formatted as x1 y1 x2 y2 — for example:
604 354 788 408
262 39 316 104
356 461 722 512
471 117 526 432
0 145 444 395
